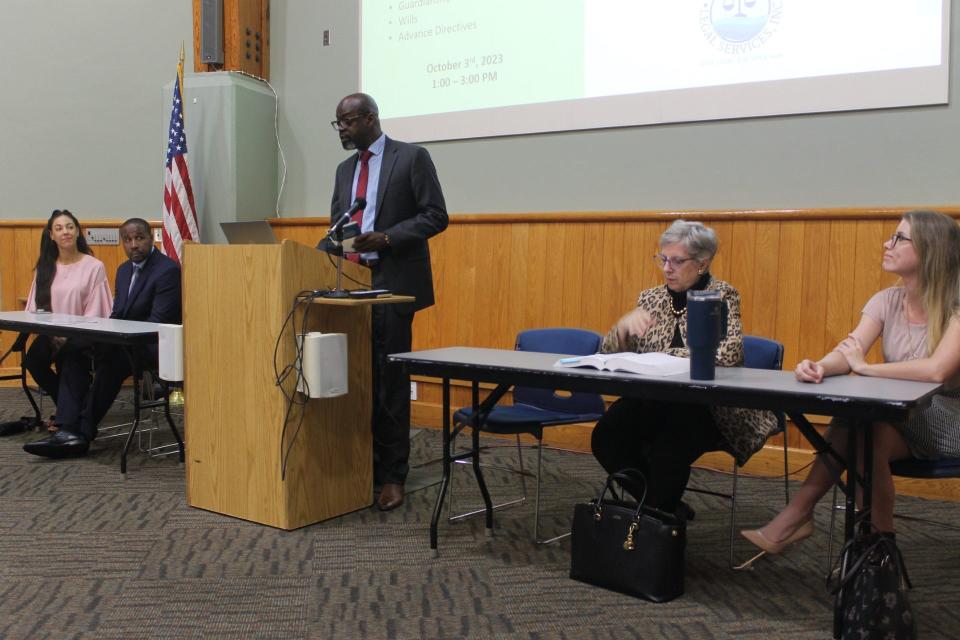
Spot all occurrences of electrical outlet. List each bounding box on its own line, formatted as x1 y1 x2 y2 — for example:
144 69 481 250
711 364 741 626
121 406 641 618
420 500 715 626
323 30 330 46
410 381 417 401
153 228 162 242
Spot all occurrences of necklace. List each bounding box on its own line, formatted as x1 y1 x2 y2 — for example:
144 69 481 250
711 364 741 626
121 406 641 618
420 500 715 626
670 299 686 319
901 296 928 359
906 325 928 360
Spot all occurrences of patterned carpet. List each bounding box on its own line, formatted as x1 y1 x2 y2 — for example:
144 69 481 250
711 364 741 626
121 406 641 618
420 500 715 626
0 387 958 639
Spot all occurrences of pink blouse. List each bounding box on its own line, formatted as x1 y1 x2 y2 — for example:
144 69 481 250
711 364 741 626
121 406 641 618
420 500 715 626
25 254 113 317
861 286 929 363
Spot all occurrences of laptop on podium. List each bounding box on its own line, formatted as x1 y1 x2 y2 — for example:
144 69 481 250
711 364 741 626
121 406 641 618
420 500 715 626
220 221 278 245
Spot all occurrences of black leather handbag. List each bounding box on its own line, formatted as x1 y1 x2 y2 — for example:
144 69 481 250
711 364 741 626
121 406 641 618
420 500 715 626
569 469 686 602
832 533 915 639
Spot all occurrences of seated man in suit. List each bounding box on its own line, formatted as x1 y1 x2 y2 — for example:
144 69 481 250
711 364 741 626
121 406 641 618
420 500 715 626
24 218 182 457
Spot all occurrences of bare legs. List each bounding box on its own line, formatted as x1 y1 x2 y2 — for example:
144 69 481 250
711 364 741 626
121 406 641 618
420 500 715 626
751 421 910 545
869 422 912 532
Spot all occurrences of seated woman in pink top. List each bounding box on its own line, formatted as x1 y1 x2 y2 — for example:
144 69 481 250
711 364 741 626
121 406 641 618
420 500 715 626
741 210 960 557
23 210 113 410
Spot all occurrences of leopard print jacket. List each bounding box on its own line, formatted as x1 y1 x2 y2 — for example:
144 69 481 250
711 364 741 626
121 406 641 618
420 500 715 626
600 277 777 465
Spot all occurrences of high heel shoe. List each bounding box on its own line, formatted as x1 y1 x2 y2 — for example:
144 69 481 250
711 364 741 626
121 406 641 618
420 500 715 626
740 518 815 555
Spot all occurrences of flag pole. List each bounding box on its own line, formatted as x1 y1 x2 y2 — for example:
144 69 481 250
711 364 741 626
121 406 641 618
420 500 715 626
166 41 191 408
177 42 186 123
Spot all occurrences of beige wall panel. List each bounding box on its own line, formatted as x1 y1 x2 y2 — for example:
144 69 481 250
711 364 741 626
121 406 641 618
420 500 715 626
521 223 550 332
824 220 859 353
597 222 626 334
578 225 606 333
728 220 758 331
798 221 832 362
750 222 782 339
506 223 531 338
774 221 806 371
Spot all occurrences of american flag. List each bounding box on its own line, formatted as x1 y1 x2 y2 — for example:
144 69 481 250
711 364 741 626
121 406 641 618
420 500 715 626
161 52 199 264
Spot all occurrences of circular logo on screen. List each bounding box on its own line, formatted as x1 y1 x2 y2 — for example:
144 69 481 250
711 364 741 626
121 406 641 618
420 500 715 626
702 0 781 51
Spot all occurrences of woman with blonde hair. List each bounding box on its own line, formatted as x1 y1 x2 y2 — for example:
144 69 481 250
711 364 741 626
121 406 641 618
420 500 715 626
743 210 960 554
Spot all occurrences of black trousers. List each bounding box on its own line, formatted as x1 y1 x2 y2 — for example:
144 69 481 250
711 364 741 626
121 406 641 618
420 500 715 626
590 397 723 512
23 336 93 409
56 343 141 442
23 336 66 404
371 304 414 486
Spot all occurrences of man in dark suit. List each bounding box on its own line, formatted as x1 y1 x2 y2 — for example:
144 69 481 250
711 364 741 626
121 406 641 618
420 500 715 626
330 93 448 510
24 218 182 457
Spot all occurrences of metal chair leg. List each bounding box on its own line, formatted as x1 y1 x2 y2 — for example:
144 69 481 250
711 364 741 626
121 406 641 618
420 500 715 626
532 438 570 545
826 484 841 579
514 434 528 497
783 432 791 504
446 428 458 520
728 463 739 568
533 441 542 541
447 428 527 524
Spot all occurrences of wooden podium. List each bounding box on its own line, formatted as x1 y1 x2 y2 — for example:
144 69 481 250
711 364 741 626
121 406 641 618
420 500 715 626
182 240 411 529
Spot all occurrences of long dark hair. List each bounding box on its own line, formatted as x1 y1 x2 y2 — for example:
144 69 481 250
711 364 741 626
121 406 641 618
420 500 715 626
34 209 93 311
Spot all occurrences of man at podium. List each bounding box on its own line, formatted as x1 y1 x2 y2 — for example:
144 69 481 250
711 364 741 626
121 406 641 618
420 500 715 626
330 93 448 510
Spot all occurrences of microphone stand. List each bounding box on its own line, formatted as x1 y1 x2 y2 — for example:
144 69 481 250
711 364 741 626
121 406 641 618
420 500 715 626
324 224 350 298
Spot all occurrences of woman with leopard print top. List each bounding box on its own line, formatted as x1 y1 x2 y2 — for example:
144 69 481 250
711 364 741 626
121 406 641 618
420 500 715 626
591 219 777 515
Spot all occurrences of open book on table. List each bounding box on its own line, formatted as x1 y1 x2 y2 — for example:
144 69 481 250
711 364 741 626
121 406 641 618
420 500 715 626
554 352 689 376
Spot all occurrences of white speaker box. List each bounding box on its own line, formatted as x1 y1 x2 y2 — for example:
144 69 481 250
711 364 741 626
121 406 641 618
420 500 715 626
158 324 184 382
298 332 348 399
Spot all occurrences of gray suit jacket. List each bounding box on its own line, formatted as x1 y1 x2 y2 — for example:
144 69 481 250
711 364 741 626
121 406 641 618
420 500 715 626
331 137 448 313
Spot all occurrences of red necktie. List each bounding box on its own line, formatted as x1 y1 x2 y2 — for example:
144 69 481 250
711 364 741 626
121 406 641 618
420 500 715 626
347 150 372 263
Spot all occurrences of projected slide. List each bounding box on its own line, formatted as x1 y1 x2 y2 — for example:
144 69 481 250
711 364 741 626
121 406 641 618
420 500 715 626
360 0 949 141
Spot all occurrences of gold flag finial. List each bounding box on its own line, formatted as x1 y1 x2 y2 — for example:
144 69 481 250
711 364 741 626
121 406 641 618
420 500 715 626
169 387 185 406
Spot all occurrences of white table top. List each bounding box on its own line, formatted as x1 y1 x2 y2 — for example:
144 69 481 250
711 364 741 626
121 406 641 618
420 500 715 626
391 346 942 420
0 311 162 340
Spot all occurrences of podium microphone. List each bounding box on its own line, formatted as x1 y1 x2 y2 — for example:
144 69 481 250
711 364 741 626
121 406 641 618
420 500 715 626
328 197 366 236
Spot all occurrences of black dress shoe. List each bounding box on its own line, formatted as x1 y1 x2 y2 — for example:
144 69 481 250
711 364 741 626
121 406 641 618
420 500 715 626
376 483 405 511
23 430 89 459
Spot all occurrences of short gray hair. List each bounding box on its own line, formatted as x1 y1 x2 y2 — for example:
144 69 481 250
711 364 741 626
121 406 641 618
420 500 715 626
659 219 718 261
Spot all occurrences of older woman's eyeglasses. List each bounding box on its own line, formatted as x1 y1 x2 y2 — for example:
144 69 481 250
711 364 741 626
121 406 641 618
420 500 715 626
888 232 912 248
654 254 694 269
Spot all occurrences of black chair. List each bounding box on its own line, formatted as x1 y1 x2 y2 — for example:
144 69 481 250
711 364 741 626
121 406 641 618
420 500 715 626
888 457 960 528
451 328 606 544
99 371 183 459
686 335 789 568
826 455 960 571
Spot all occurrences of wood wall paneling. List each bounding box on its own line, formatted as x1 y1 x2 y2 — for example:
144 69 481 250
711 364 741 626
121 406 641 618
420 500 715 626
3 209 958 500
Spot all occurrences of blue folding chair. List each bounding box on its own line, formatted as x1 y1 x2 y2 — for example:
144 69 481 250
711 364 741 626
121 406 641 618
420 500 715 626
451 328 606 544
686 335 789 568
